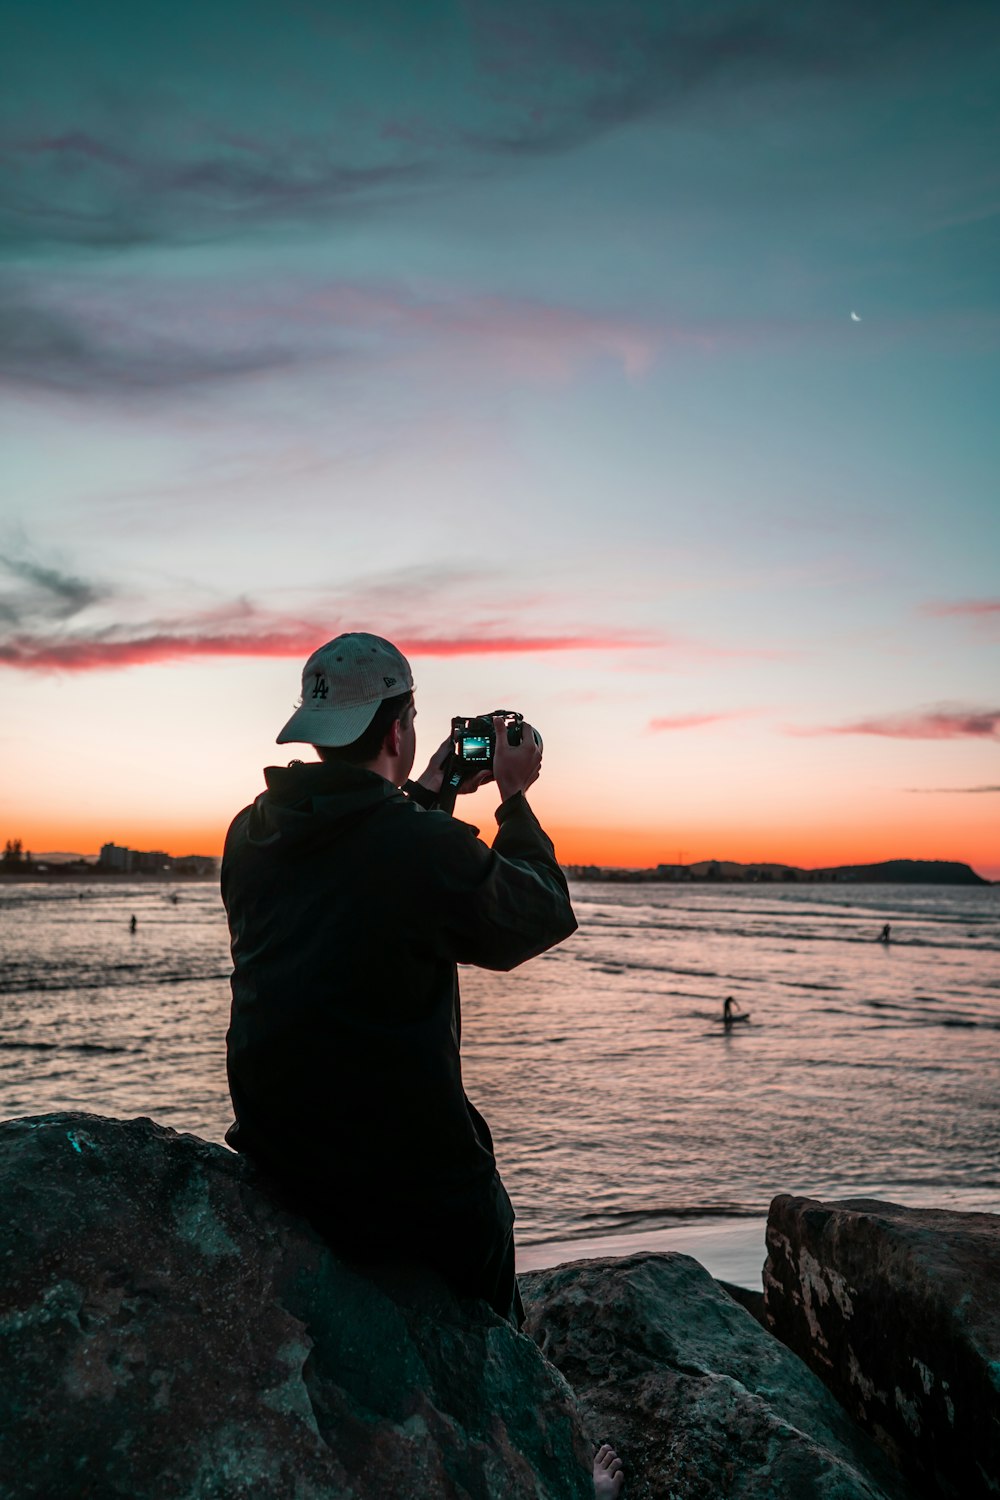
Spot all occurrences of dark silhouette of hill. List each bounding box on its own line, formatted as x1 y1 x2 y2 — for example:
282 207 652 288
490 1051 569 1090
565 858 989 885
808 859 987 886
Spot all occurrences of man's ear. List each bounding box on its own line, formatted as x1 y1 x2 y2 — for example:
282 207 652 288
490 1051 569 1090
386 718 403 756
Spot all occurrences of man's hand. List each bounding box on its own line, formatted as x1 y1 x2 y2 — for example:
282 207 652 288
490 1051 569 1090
416 737 493 796
493 716 542 804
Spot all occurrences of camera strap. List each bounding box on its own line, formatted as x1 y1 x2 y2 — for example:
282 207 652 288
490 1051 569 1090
434 754 465 815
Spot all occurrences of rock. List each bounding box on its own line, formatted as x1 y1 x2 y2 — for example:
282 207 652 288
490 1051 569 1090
718 1280 767 1327
764 1195 1000 1500
0 1112 595 1499
521 1251 912 1500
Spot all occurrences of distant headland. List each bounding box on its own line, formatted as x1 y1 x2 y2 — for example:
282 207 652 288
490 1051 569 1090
563 858 991 886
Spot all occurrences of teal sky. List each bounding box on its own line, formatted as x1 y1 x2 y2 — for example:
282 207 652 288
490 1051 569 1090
2 0 998 871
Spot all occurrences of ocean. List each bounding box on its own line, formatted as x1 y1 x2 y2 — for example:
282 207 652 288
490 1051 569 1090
1 878 997 1287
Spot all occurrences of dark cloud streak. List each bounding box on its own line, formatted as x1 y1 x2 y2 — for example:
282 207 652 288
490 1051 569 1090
0 553 107 625
0 129 434 251
0 276 662 399
3 0 995 250
793 707 1000 739
0 289 304 397
460 0 997 156
907 785 1000 793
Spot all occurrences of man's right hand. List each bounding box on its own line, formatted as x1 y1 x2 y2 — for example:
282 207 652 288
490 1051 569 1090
493 716 542 804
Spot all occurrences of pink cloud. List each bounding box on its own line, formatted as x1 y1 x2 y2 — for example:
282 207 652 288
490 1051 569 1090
0 553 753 676
921 599 1000 638
791 707 1000 740
6 273 667 397
922 599 1000 616
647 712 746 732
284 283 666 380
0 624 665 673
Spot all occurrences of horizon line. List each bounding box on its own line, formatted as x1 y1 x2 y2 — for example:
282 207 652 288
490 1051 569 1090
7 849 992 882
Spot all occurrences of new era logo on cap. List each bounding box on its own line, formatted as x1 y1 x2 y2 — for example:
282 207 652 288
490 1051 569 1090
275 633 414 747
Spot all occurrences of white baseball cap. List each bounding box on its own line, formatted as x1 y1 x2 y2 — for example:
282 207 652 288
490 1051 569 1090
276 633 414 746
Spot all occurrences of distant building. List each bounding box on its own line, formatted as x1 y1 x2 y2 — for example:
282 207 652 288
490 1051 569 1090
132 850 171 873
99 843 195 874
99 842 133 871
172 854 218 875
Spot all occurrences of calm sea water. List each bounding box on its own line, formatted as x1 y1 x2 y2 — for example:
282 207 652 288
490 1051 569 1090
1 879 997 1283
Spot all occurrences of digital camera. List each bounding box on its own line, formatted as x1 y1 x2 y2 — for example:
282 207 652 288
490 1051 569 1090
451 709 542 771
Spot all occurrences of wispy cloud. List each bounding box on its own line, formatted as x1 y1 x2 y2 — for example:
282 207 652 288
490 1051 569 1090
15 272 991 404
2 0 991 255
907 785 1000 794
0 624 664 672
0 286 302 397
646 711 749 732
463 5 844 158
921 599 1000 639
461 0 991 157
0 552 110 626
1 274 663 400
0 553 667 671
285 282 664 379
922 599 1000 617
792 706 1000 739
0 129 431 249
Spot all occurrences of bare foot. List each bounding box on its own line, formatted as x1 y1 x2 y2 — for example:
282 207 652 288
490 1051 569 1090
593 1442 624 1498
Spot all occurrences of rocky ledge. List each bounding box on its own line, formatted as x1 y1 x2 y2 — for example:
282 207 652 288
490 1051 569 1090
764 1195 1000 1500
0 1113 992 1499
0 1113 594 1498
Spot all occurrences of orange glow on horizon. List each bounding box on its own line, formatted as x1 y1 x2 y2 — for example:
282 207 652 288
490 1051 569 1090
9 818 230 863
548 822 999 881
9 812 997 882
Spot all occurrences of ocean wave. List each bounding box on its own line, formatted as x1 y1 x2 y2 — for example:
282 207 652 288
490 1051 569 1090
568 953 720 980
0 1039 135 1053
559 1202 763 1235
573 917 1000 953
0 971 232 996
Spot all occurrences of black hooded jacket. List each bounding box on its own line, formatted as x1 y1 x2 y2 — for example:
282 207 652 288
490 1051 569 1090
222 760 577 1213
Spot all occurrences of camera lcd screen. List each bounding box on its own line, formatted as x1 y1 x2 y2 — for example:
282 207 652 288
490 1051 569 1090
461 736 491 761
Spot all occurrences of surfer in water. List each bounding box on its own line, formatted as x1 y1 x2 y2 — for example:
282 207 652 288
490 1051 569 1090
723 995 748 1025
129 914 137 934
879 923 891 944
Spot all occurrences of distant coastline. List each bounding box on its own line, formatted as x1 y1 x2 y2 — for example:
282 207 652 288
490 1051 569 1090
0 855 991 886
1 840 217 880
563 858 991 886
0 867 218 882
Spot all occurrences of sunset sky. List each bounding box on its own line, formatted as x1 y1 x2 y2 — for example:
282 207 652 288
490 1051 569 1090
2 0 998 877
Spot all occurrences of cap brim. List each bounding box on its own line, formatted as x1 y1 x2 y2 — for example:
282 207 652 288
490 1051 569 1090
276 698 381 747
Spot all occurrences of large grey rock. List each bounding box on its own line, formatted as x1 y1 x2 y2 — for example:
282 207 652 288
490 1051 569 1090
0 1112 595 1499
764 1195 1000 1500
521 1251 912 1500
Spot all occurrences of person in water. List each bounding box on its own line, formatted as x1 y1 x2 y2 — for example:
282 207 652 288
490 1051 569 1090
222 633 624 1498
129 914 137 933
879 923 891 943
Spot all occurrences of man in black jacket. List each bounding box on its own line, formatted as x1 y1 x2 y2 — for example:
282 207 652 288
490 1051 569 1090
222 631 578 1332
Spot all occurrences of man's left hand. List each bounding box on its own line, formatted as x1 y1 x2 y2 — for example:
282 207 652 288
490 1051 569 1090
416 738 494 796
